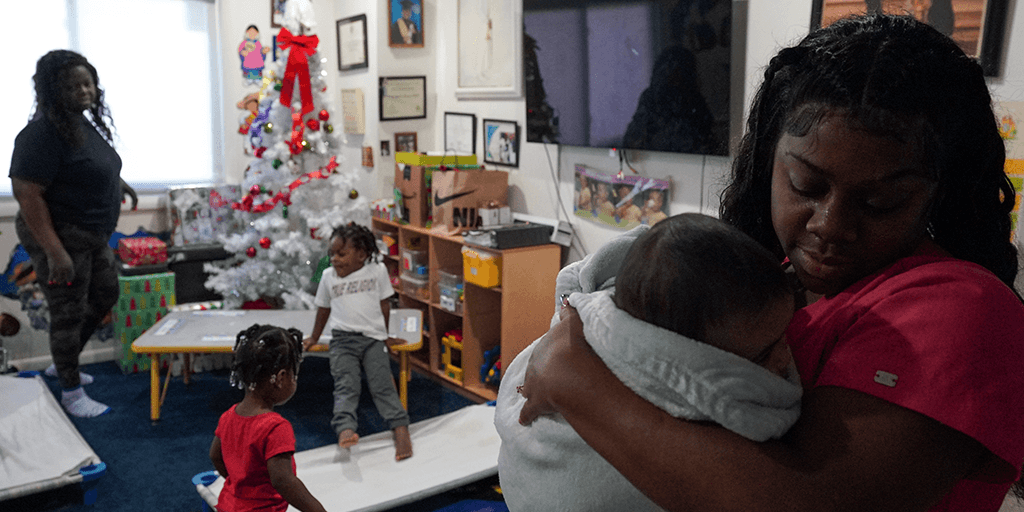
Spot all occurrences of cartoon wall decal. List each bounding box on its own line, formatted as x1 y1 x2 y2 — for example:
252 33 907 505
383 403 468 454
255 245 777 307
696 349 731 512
239 25 271 84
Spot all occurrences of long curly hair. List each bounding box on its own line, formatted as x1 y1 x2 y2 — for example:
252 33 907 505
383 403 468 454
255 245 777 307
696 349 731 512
31 49 115 147
229 324 303 390
719 13 1018 289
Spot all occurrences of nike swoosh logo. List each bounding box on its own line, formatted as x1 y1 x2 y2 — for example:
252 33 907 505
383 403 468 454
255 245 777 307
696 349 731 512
434 190 476 206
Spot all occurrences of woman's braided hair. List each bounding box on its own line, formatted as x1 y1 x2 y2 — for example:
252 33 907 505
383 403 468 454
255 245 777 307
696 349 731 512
230 324 303 390
31 50 115 147
720 13 1018 289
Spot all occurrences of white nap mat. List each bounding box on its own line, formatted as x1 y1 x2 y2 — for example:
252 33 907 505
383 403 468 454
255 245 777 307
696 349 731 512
199 403 500 512
0 374 101 501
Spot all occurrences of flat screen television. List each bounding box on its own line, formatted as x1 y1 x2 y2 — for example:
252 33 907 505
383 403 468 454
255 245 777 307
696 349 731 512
524 0 732 156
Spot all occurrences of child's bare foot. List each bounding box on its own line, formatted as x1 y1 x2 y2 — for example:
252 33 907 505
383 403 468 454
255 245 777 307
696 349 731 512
338 429 359 448
393 425 413 461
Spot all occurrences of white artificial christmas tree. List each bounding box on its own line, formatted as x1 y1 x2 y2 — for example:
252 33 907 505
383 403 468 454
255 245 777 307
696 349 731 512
205 1 369 309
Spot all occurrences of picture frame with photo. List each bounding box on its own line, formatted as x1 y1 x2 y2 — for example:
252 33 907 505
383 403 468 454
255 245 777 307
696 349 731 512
337 14 369 71
456 0 522 99
444 112 477 154
395 132 418 154
810 0 1010 76
388 0 425 48
483 119 519 168
271 0 287 28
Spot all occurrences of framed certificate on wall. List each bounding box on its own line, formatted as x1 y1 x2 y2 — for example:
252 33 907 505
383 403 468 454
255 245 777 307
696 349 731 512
337 14 368 71
379 76 427 121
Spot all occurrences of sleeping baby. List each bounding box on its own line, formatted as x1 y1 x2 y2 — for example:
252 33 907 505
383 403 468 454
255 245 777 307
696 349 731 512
495 213 802 511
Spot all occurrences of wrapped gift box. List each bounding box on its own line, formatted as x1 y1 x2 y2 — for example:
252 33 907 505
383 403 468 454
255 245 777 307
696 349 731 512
168 184 242 246
117 237 167 267
112 272 175 374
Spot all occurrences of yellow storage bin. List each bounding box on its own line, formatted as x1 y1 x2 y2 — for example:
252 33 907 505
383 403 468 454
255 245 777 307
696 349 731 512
461 246 502 288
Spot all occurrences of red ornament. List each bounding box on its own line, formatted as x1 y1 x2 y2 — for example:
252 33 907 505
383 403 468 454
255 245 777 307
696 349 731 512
249 185 262 196
318 109 329 121
246 247 257 258
306 119 321 131
259 237 272 249
310 227 318 239
254 147 267 158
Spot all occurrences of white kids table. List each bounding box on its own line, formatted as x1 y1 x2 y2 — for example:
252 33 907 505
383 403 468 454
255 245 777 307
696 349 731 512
131 309 315 422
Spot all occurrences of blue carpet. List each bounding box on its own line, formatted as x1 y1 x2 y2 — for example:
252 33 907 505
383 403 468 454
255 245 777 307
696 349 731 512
2 357 505 512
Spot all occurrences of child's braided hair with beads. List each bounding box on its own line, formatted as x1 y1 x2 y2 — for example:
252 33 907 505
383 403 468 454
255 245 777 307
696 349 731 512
230 324 303 390
330 222 381 264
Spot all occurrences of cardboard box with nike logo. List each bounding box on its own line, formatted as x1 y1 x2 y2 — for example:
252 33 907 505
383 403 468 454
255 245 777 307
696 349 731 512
432 168 509 234
394 153 482 227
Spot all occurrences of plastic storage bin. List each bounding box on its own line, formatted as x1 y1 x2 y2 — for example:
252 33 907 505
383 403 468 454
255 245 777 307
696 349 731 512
461 246 502 288
400 272 429 301
437 269 464 314
373 229 399 256
401 248 428 274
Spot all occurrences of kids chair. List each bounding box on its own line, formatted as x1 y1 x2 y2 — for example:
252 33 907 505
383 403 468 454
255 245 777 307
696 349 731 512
388 308 423 409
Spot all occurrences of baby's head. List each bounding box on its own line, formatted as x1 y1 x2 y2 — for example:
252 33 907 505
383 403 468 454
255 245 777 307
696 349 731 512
328 222 379 278
230 324 304 402
614 213 794 377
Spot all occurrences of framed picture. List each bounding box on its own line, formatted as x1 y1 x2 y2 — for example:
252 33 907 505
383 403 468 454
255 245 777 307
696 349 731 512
379 76 427 121
483 119 519 168
388 0 424 48
395 132 418 154
271 0 287 28
444 112 477 154
810 0 1010 76
337 14 369 71
456 0 523 99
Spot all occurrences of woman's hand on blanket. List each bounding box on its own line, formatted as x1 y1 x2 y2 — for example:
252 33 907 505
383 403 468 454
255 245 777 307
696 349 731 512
519 305 601 425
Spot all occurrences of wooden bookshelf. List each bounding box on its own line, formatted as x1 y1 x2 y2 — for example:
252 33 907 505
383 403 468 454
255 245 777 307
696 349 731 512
372 217 561 402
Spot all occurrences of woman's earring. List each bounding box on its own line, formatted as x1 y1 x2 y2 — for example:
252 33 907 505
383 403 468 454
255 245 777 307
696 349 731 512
270 374 277 384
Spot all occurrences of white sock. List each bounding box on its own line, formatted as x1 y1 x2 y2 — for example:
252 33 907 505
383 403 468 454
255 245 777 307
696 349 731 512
45 363 94 385
61 386 110 418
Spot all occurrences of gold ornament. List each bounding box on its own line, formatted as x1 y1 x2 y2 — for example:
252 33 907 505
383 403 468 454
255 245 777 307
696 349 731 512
264 122 274 134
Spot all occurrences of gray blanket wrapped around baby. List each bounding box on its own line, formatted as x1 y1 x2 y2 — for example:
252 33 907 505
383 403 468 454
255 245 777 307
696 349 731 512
494 226 803 511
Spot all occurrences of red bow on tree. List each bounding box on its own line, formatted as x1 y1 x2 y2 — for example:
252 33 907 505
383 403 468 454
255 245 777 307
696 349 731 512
277 28 320 116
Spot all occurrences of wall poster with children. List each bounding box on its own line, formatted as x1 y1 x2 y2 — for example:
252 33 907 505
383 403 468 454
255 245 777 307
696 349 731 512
573 164 670 229
997 101 1023 241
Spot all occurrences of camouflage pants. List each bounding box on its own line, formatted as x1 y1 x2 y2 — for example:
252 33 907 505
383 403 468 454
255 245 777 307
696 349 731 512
16 214 118 389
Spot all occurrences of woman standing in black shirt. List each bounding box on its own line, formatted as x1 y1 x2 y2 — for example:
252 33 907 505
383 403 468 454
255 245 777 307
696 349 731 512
9 50 134 418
